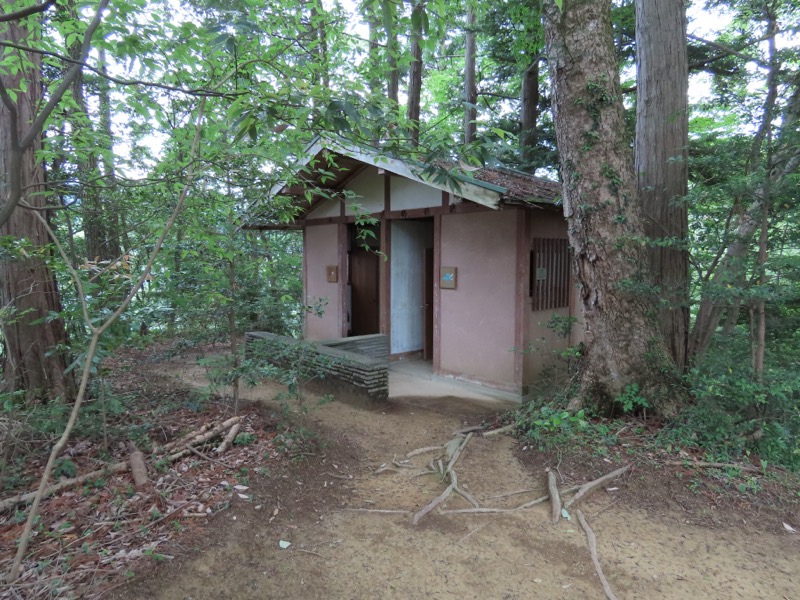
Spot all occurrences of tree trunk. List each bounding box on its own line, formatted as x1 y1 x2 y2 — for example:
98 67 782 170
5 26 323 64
520 59 539 165
97 48 125 256
70 67 111 262
688 13 799 363
463 5 477 145
751 171 770 379
384 0 399 104
635 0 689 372
1 15 73 403
407 0 424 146
541 0 681 415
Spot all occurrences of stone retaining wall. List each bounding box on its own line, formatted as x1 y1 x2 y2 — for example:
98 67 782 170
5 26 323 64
245 332 389 402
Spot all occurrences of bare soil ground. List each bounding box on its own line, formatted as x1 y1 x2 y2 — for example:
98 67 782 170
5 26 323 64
113 350 800 600
3 345 799 599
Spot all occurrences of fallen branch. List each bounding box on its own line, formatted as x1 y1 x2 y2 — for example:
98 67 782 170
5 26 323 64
158 422 214 454
185 444 234 470
577 509 619 600
0 462 128 513
109 501 194 546
183 416 242 448
548 471 561 524
215 422 241 454
667 460 760 473
564 465 630 510
160 417 241 455
127 442 149 489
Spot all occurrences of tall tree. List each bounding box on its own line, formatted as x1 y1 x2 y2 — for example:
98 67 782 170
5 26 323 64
634 0 689 371
687 1 799 363
407 0 425 145
0 0 108 402
463 2 476 145
541 0 681 414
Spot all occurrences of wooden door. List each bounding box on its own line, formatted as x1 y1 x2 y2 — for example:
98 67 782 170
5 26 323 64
423 247 434 360
349 248 380 336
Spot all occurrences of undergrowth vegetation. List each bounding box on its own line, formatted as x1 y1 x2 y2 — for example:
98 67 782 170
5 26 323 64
516 324 800 472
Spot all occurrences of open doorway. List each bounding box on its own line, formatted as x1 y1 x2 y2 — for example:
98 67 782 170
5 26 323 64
390 219 434 359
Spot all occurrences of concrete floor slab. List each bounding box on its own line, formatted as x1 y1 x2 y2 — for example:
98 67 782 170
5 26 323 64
389 359 521 405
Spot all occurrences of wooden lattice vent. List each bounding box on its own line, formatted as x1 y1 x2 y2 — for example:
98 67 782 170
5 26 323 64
529 238 571 311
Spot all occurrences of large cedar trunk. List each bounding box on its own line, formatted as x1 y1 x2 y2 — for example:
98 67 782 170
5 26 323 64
384 0 399 104
406 0 424 146
541 0 681 415
1 15 73 402
635 0 689 372
463 6 477 145
520 59 539 164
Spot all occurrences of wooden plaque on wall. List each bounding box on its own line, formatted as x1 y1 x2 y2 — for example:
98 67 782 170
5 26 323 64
440 266 457 289
326 265 339 283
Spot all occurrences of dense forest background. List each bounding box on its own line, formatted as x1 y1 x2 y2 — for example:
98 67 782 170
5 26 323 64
1 0 799 557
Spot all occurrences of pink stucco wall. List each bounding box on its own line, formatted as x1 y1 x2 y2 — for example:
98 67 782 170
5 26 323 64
438 209 520 392
523 210 583 389
304 224 342 340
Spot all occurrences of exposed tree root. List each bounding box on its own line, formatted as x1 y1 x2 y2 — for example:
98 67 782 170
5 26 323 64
564 465 630 509
577 509 619 600
453 425 485 435
375 430 628 530
344 508 412 514
667 460 760 473
482 424 515 437
412 433 474 525
413 483 455 525
406 445 444 458
548 471 561 524
486 488 538 500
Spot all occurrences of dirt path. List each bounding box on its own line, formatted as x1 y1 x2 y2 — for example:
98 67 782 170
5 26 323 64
118 360 800 600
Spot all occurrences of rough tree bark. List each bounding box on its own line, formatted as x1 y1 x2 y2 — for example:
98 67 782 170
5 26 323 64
463 4 476 145
541 0 682 415
407 0 424 146
520 58 539 165
384 0 399 104
0 10 73 402
635 0 689 372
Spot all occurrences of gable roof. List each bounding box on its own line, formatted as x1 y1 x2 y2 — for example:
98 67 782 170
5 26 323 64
261 139 561 224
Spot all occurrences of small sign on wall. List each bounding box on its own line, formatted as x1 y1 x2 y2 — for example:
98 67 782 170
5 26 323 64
440 266 457 289
326 265 339 283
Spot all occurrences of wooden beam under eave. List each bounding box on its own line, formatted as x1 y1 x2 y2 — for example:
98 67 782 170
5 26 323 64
242 222 304 231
